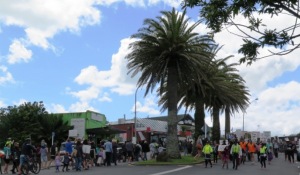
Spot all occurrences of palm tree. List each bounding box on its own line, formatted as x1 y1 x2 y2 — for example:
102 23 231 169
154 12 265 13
126 8 213 159
206 58 249 142
38 114 74 146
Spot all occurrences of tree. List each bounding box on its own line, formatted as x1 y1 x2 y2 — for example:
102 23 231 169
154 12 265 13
159 45 248 153
0 101 72 146
205 56 249 142
38 114 73 146
183 0 300 64
126 8 213 159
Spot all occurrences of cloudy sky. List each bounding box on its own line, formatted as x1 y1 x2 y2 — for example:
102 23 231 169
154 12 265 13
0 0 299 137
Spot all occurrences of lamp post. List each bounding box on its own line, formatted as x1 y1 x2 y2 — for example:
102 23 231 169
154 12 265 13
134 87 139 142
243 98 258 131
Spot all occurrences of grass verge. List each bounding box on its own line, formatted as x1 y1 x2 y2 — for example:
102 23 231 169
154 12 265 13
134 155 204 165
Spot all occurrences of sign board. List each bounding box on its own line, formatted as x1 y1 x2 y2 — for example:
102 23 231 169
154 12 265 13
218 145 227 151
132 137 137 144
91 113 104 122
82 145 91 154
70 118 85 139
69 130 78 137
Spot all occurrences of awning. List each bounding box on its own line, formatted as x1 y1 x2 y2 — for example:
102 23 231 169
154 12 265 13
86 126 126 135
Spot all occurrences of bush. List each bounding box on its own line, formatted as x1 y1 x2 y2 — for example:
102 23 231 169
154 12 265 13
156 152 169 162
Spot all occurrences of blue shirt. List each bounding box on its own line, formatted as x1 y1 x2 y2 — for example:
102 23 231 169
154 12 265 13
104 141 113 153
65 142 73 154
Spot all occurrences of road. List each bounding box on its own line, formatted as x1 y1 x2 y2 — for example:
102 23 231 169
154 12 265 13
23 153 300 175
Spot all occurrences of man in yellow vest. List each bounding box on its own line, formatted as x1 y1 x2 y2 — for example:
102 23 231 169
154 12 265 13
260 143 267 168
202 141 213 168
230 140 241 170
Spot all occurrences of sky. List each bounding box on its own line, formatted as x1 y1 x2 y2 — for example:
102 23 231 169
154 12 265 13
0 0 300 137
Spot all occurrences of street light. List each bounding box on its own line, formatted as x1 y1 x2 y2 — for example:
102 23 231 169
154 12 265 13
134 87 139 142
243 98 258 131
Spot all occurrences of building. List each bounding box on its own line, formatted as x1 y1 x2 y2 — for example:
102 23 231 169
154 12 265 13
110 114 211 143
232 129 272 142
58 110 124 142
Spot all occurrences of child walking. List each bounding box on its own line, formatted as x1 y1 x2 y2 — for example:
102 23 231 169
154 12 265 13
62 152 70 172
55 152 62 172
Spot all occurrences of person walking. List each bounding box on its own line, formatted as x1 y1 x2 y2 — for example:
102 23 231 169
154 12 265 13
55 152 61 172
273 140 279 158
40 143 48 169
247 140 256 164
18 138 36 175
202 141 213 168
62 152 70 172
112 140 118 165
141 140 150 161
75 140 83 171
212 141 219 164
149 140 158 160
11 142 21 174
222 143 230 169
230 140 241 170
3 142 12 174
125 140 134 164
260 143 267 168
239 139 247 164
104 139 113 166
47 143 57 169
267 146 273 164
286 140 296 163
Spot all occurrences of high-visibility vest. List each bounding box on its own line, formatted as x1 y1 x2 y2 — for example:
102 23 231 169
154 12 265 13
232 144 240 153
203 144 212 154
248 143 256 153
260 146 267 154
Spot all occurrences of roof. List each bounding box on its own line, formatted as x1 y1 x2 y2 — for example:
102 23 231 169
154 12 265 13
86 126 126 135
147 114 194 122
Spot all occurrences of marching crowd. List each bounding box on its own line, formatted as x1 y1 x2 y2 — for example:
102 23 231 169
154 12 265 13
0 136 298 174
0 137 164 174
194 136 297 170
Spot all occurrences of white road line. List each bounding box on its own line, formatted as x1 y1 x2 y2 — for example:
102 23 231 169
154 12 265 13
149 166 192 175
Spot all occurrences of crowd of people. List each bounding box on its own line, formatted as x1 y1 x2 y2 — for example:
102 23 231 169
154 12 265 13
193 136 298 170
0 137 162 174
0 136 298 174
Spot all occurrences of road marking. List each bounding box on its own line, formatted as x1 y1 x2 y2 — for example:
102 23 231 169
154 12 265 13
149 166 192 175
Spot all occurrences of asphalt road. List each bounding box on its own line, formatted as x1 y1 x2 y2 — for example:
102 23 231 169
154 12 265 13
23 153 300 175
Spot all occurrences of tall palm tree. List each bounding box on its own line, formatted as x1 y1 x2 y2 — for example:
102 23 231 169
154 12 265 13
206 58 249 142
126 8 213 159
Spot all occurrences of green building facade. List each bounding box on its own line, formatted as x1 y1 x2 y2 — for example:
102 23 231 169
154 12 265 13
60 110 107 139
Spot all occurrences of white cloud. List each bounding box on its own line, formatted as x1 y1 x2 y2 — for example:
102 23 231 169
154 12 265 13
99 92 112 102
0 0 102 62
69 86 100 102
131 95 160 115
0 100 7 108
13 99 27 106
0 66 14 84
48 104 68 113
72 38 138 103
7 39 32 64
69 101 98 112
208 12 300 96
95 0 181 7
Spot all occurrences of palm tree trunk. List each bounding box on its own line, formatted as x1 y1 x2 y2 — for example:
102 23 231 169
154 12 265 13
212 106 220 142
225 106 230 139
166 66 181 159
192 96 205 156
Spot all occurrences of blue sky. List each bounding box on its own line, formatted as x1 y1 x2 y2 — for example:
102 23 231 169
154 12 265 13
0 0 300 137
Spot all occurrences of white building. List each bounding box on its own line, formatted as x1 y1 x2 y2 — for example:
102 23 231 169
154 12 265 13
233 130 271 142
